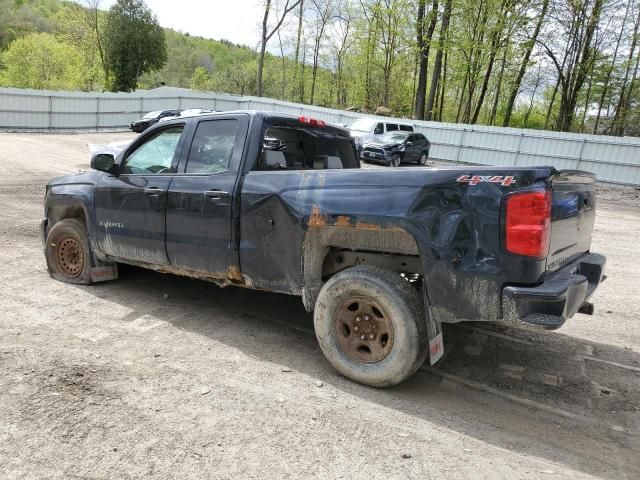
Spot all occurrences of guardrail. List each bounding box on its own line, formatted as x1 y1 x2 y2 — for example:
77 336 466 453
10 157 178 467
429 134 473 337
1 86 638 185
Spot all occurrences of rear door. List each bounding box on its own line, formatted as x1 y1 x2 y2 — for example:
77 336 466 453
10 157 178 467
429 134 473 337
547 171 597 271
165 115 249 274
405 134 419 161
414 133 429 157
94 125 186 264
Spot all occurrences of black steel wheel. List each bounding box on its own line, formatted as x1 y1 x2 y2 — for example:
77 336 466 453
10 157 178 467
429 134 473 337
45 218 92 284
314 266 428 387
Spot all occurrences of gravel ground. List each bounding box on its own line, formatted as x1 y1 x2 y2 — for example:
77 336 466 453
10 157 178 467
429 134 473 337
0 132 639 479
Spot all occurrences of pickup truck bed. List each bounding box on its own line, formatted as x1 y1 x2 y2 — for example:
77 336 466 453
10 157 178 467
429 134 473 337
41 111 606 387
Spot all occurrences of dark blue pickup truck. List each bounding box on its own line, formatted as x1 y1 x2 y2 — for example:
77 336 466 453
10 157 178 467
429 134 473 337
41 111 606 387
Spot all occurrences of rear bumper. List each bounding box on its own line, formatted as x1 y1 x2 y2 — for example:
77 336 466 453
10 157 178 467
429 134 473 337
502 253 606 329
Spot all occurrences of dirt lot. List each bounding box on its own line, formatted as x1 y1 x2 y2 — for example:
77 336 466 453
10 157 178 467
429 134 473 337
0 132 639 479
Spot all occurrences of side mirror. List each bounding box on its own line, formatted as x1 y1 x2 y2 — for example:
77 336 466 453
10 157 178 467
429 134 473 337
406 142 414 146
91 153 118 174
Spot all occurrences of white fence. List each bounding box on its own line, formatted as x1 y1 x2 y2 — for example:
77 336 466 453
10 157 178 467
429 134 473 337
1 86 639 185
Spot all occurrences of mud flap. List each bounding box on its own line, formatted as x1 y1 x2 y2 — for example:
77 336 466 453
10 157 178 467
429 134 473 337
90 250 118 283
90 265 118 282
422 283 444 365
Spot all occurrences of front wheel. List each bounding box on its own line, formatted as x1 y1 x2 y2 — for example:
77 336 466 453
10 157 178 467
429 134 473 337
390 154 401 167
314 266 428 387
45 218 93 284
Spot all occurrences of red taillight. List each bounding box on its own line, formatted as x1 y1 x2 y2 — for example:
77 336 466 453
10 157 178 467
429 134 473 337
505 190 552 258
299 116 326 127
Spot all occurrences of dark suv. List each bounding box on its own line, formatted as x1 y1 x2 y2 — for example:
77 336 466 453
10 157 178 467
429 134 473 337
361 132 430 167
129 110 181 133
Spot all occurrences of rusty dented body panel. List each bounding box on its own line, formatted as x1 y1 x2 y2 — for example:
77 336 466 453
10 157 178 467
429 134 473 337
44 111 572 324
239 166 557 322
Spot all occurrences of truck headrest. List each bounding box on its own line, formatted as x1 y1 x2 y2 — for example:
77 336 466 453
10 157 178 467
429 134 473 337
262 150 286 169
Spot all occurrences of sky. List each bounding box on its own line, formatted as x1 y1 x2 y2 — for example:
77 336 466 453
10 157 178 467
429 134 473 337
102 0 265 49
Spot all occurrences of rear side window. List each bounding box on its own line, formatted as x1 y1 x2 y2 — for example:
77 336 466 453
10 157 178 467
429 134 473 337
415 133 426 141
185 119 238 174
386 124 399 131
399 124 414 131
257 124 358 171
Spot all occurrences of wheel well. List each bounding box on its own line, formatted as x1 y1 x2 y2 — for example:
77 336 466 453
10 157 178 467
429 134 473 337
321 248 422 280
47 205 87 231
301 226 422 311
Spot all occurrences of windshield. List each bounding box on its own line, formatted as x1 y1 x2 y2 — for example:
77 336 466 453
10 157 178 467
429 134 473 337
349 118 378 133
143 111 162 119
380 132 409 142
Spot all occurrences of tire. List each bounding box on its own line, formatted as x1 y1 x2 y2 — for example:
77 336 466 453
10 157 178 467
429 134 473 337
314 266 428 387
418 151 428 166
390 154 401 167
45 218 92 285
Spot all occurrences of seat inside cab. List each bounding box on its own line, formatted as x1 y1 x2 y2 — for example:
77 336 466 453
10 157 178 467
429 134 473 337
256 121 357 171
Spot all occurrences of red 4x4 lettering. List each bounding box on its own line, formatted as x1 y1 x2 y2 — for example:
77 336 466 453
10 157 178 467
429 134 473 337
457 175 516 187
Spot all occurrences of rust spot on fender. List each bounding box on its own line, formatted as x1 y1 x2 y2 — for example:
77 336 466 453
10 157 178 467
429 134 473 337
226 265 243 282
334 215 351 227
355 221 382 231
309 205 328 227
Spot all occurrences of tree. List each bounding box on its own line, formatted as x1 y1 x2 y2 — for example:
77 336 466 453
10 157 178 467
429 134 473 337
57 2 106 90
309 0 335 104
103 0 167 92
541 0 605 131
425 0 452 120
76 0 109 83
611 3 640 135
414 0 438 119
190 66 212 91
502 0 549 126
257 0 301 97
0 32 85 90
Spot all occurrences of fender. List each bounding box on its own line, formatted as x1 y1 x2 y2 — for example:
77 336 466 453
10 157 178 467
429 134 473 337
44 172 117 281
300 213 420 312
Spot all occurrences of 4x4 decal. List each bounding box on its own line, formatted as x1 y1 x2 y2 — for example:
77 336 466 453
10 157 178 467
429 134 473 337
457 175 516 186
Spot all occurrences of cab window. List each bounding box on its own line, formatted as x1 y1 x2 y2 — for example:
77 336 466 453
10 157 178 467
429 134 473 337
374 123 384 134
185 119 238 174
256 123 358 171
121 127 183 175
385 124 399 132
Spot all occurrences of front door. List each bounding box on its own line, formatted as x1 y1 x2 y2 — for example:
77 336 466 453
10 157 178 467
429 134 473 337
165 116 248 274
94 126 185 265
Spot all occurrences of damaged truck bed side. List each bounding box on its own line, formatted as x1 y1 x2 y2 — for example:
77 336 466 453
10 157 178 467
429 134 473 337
41 111 606 387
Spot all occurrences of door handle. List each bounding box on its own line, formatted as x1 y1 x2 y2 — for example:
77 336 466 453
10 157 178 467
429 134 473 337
144 187 163 196
204 190 230 200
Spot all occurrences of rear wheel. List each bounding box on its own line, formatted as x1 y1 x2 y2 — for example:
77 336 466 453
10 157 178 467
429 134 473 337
314 266 428 387
45 218 92 284
418 151 428 165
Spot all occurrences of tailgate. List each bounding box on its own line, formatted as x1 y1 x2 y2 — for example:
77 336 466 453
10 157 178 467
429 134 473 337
546 171 596 272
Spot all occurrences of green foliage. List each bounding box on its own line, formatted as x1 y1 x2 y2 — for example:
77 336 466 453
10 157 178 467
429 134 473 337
103 0 167 92
190 66 211 91
0 0 60 50
55 2 105 90
0 32 86 89
0 0 637 136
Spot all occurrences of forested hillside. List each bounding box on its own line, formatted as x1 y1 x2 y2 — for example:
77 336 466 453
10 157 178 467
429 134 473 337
0 0 639 135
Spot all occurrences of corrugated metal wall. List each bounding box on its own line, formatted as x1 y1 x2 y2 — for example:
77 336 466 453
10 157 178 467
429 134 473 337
1 86 639 185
